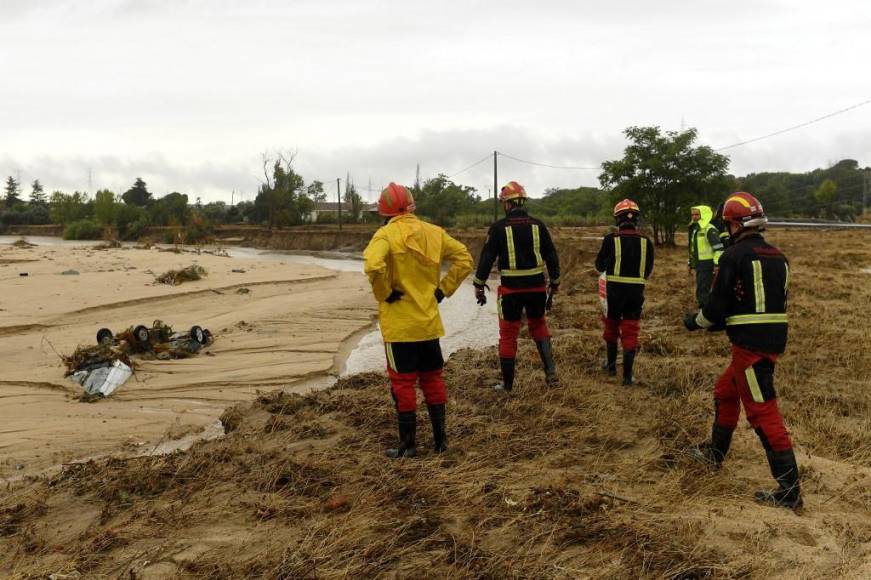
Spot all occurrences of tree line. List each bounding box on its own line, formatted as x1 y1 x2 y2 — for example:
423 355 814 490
2 129 868 244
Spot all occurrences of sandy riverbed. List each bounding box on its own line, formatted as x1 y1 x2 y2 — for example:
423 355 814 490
0 241 375 478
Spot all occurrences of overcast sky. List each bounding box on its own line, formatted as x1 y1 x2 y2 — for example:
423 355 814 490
1 0 868 203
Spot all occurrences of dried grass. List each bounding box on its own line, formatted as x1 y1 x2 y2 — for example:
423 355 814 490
2 228 870 577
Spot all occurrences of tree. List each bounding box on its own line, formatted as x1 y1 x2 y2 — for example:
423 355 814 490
599 126 731 245
148 192 189 226
30 180 47 206
93 189 117 226
122 178 152 206
415 175 480 226
814 179 838 218
306 180 327 204
49 191 91 224
253 153 309 228
4 176 21 208
344 179 363 223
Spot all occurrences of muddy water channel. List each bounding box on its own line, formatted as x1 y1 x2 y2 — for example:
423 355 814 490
224 246 499 377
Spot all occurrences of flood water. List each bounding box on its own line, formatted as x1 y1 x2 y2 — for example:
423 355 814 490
223 247 499 375
1 236 499 377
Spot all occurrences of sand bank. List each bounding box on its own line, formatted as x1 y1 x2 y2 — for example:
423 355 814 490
0 242 375 478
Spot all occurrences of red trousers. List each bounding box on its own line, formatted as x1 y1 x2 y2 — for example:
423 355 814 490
602 317 640 351
384 340 447 412
714 345 792 452
388 369 447 412
497 287 550 358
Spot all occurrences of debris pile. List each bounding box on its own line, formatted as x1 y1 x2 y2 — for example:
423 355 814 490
154 264 207 285
11 239 37 248
64 320 214 399
94 240 122 250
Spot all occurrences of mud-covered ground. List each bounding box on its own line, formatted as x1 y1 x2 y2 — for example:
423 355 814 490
0 242 373 479
1 228 870 578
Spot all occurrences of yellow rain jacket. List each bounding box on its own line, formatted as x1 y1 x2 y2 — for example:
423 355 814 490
363 214 473 343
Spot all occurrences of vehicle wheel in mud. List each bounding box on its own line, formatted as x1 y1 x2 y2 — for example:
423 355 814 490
133 325 150 343
96 328 114 345
190 325 206 344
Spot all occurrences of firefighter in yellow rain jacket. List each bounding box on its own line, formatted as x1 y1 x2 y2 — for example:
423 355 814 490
363 183 473 459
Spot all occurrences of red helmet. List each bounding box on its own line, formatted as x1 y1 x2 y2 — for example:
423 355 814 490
378 182 415 217
722 192 766 229
499 181 527 202
613 198 641 220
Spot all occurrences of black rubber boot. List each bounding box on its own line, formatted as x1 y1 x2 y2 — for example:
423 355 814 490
535 338 558 386
602 342 617 377
386 411 417 459
686 424 734 469
755 449 803 509
622 350 636 386
428 403 447 453
494 358 515 391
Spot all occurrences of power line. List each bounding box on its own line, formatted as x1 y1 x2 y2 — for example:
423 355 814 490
497 151 601 170
716 96 871 151
446 153 493 179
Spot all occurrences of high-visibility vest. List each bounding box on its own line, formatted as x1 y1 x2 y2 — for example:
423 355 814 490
690 223 721 263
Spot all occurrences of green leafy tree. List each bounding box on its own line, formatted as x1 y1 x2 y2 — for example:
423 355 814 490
814 179 838 218
599 126 731 245
148 192 190 226
49 191 91 224
415 175 480 226
4 176 21 208
201 201 229 224
30 180 47 206
343 179 363 223
114 203 148 240
253 153 309 228
93 189 117 226
306 180 327 204
122 177 152 207
531 186 610 218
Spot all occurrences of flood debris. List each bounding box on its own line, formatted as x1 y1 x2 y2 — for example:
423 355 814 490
94 240 122 250
11 239 37 248
70 360 133 397
154 264 207 285
61 269 80 276
64 320 214 399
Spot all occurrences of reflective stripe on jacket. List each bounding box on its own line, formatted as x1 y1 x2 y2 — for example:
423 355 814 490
688 205 724 266
695 233 789 354
363 214 473 342
594 227 655 285
473 208 560 289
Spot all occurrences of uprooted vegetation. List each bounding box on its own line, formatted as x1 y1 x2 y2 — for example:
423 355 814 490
155 264 207 285
1 228 870 577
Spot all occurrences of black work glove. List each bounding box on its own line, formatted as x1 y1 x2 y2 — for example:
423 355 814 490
684 312 701 331
434 288 445 303
474 283 487 306
385 289 404 304
545 283 559 311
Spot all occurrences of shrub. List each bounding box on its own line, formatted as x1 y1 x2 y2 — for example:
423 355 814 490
63 220 103 240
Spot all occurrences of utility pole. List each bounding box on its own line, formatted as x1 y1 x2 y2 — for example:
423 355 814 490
231 189 235 206
336 177 342 232
863 169 870 216
493 151 498 221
